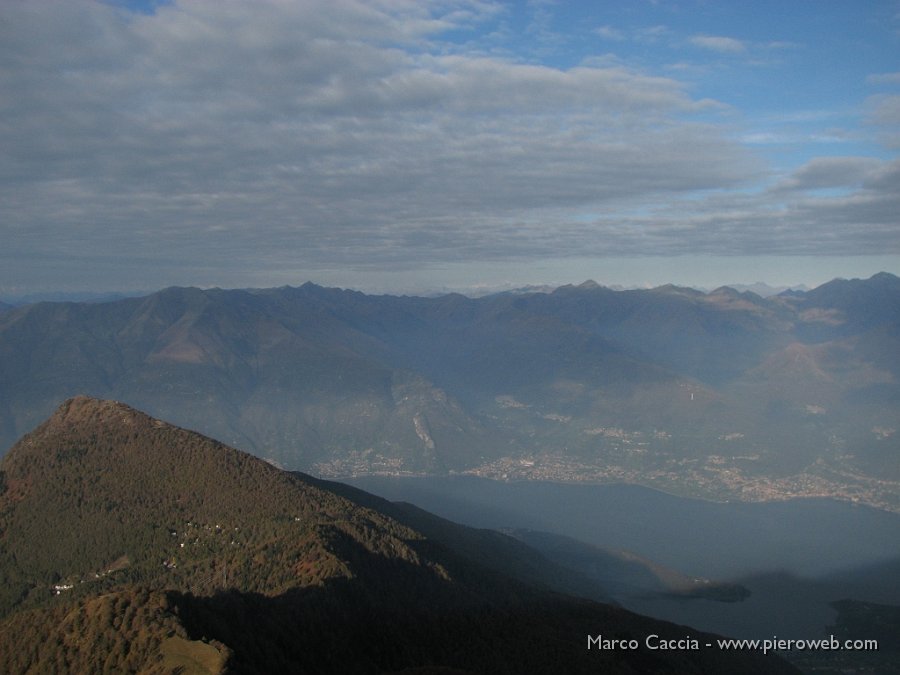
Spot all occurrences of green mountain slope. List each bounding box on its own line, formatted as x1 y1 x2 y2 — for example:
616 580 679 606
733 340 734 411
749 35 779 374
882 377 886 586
0 397 797 674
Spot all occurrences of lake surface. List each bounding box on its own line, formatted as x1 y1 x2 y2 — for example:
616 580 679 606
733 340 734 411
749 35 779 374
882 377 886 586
346 476 900 581
347 476 900 640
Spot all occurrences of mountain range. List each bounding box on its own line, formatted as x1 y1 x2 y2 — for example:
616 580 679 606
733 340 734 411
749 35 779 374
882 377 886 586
0 273 898 510
0 396 796 674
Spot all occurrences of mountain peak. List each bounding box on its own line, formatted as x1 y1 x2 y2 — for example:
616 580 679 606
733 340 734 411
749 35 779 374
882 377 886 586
552 279 607 294
652 283 704 297
709 285 742 297
49 395 134 426
26 396 175 454
1 396 426 601
869 271 900 285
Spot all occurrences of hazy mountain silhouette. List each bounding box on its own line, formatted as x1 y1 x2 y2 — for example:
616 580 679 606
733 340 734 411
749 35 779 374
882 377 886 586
0 273 897 506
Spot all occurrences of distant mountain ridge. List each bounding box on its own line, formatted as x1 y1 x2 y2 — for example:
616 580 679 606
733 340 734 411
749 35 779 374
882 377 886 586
0 397 796 674
720 282 809 297
0 273 898 510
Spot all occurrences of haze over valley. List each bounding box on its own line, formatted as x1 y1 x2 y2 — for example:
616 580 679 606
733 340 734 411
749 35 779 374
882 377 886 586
2 273 898 513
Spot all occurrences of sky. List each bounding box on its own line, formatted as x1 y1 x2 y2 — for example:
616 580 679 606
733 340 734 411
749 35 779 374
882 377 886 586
2 0 899 297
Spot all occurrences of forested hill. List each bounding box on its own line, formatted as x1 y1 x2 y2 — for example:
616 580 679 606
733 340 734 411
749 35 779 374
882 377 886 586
0 397 797 674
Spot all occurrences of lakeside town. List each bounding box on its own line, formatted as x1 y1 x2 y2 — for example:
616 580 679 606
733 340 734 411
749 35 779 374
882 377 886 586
315 441 900 515
459 453 900 514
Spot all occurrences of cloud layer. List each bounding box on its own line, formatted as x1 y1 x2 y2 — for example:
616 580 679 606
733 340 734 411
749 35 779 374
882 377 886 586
1 0 897 291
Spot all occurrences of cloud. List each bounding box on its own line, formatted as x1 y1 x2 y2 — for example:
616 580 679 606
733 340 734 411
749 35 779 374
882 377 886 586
774 157 885 192
634 24 670 43
868 95 900 123
866 94 900 148
0 0 896 293
593 25 625 41
689 35 746 54
579 160 900 257
866 72 900 85
764 41 798 50
0 1 756 271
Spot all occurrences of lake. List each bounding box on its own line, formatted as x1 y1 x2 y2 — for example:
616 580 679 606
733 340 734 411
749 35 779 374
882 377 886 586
346 476 900 640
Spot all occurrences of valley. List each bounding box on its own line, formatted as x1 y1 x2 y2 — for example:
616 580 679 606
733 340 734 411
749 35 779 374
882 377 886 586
1 273 898 514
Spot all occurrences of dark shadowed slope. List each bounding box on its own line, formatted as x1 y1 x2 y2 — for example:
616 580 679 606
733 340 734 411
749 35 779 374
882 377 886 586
310 475 618 604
